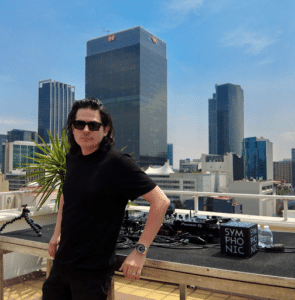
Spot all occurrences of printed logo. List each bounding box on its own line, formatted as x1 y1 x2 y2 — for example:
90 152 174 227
108 35 116 42
152 36 158 43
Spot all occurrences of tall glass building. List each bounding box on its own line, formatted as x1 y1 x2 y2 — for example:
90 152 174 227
0 134 8 173
209 83 244 156
243 137 273 180
167 144 173 166
7 129 38 143
85 26 167 167
38 79 75 143
292 148 295 187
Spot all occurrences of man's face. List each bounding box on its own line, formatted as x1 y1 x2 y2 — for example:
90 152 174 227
72 108 110 154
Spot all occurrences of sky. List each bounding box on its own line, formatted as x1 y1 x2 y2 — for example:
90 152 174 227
0 0 295 168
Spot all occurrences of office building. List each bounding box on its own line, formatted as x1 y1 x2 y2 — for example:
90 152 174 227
208 93 217 154
38 79 75 143
209 83 244 156
243 137 273 181
0 134 7 173
7 129 38 143
228 180 275 216
136 161 227 205
167 144 173 166
179 158 200 173
201 153 244 186
2 141 39 174
5 169 28 191
85 26 167 167
199 197 242 214
292 149 295 188
273 159 292 184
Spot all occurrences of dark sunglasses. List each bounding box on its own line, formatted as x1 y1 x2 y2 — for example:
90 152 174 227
73 120 103 131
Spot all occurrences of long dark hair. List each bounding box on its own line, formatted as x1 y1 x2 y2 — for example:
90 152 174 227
65 98 115 154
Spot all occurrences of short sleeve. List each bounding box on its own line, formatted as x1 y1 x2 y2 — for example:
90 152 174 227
113 153 157 200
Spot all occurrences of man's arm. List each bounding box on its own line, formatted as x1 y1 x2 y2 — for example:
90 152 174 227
119 186 170 281
48 193 64 258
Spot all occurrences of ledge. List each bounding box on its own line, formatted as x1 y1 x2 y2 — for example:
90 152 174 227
0 204 57 222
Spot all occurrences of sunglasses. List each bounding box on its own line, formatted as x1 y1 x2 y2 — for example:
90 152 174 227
73 120 103 131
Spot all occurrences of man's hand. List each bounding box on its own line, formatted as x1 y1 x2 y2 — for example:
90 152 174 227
48 234 60 258
119 249 146 282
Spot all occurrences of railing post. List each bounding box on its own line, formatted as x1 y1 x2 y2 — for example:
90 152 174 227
283 199 288 221
0 249 3 300
193 196 198 214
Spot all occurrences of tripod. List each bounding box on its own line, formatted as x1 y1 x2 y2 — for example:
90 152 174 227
0 204 42 236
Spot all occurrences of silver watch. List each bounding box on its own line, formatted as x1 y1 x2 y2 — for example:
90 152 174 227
135 243 148 254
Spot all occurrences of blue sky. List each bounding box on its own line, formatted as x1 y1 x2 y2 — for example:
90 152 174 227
0 0 294 168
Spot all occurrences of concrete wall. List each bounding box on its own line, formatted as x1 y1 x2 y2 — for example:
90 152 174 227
228 180 275 216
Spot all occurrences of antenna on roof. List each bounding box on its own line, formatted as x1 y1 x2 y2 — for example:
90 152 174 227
102 27 110 35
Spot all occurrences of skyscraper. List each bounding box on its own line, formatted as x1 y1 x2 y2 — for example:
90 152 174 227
209 83 244 156
7 129 38 143
38 79 75 143
292 149 295 187
167 144 173 166
85 26 167 167
243 137 273 180
208 93 217 154
0 134 7 173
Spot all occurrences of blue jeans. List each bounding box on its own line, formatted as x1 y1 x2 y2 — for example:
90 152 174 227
42 261 113 300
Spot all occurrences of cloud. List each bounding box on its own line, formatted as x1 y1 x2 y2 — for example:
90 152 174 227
223 28 276 55
0 117 35 125
167 0 204 14
0 75 11 82
282 132 295 142
257 57 274 66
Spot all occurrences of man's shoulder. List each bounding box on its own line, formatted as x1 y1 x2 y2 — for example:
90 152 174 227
107 147 132 160
105 147 137 169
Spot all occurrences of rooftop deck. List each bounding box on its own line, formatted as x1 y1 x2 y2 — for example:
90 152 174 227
3 271 250 300
1 190 295 299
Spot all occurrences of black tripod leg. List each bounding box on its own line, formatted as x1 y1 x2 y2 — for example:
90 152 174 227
24 214 42 237
30 220 42 230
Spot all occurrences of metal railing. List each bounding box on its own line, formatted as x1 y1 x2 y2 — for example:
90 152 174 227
160 190 295 223
1 189 295 221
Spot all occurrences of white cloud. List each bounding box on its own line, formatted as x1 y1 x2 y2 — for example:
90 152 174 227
257 57 274 66
0 117 35 125
223 28 276 55
0 75 11 82
282 132 295 142
167 0 204 14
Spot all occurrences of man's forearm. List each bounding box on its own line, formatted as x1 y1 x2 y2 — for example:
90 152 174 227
53 194 64 237
138 188 170 248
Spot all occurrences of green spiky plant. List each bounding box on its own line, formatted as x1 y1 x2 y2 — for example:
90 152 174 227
20 130 69 210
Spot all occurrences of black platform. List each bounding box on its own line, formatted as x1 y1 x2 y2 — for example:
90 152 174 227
1 223 295 279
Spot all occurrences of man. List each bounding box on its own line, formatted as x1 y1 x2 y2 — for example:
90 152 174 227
42 98 170 299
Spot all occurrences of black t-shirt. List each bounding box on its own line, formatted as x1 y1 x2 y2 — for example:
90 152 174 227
55 147 156 274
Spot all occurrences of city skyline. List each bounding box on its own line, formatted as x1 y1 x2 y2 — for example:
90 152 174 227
0 0 294 168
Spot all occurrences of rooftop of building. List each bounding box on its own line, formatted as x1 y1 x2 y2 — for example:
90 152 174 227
87 25 165 43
